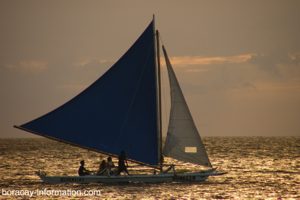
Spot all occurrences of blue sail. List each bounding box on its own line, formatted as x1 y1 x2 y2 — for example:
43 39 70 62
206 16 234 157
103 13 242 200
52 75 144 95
15 21 159 165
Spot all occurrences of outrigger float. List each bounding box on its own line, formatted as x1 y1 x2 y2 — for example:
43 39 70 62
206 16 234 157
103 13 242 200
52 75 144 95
15 16 226 184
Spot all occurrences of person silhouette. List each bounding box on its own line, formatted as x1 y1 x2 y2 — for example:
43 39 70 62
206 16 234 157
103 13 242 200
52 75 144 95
78 160 91 176
97 160 107 175
116 151 129 175
106 157 115 175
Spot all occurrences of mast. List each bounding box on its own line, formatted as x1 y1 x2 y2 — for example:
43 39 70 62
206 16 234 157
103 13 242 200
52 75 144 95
152 15 163 170
156 29 163 171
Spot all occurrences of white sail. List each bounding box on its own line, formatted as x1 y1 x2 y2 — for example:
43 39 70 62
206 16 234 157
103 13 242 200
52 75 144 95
162 45 212 167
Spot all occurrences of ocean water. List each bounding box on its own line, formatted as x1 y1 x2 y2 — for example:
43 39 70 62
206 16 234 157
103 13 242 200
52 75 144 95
0 137 299 199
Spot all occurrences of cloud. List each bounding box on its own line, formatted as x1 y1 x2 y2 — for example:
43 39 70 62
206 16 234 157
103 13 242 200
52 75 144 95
288 52 300 63
167 53 254 67
185 68 210 73
248 51 300 77
256 81 300 91
74 57 112 68
4 60 48 73
169 51 300 95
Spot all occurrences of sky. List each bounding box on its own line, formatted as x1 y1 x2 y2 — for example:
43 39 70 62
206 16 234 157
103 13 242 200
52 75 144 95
0 0 299 138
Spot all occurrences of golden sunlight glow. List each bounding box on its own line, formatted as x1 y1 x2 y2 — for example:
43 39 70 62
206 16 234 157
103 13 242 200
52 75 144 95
166 53 254 67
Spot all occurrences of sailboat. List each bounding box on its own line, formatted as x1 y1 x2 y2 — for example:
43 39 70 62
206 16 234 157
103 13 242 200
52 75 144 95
14 17 225 183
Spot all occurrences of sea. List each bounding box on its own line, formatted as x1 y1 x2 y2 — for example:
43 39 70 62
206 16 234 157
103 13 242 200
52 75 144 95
0 137 299 200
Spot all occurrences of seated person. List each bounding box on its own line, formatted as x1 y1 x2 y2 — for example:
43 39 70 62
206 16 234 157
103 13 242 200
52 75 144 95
116 151 129 175
106 157 116 175
97 160 107 175
78 160 91 176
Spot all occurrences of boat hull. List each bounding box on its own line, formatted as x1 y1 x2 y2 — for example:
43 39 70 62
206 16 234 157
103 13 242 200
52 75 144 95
37 170 225 184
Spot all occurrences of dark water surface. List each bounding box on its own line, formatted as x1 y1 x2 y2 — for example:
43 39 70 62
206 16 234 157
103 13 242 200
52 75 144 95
0 137 299 199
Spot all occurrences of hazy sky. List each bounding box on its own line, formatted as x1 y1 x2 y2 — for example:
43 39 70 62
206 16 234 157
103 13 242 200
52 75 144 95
1 0 299 137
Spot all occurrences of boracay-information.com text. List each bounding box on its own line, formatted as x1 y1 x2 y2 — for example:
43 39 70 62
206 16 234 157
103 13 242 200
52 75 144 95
1 188 101 197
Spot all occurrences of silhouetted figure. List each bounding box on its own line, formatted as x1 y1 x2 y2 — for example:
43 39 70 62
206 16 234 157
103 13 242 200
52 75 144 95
78 160 91 176
97 160 107 175
116 151 129 175
106 156 116 175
